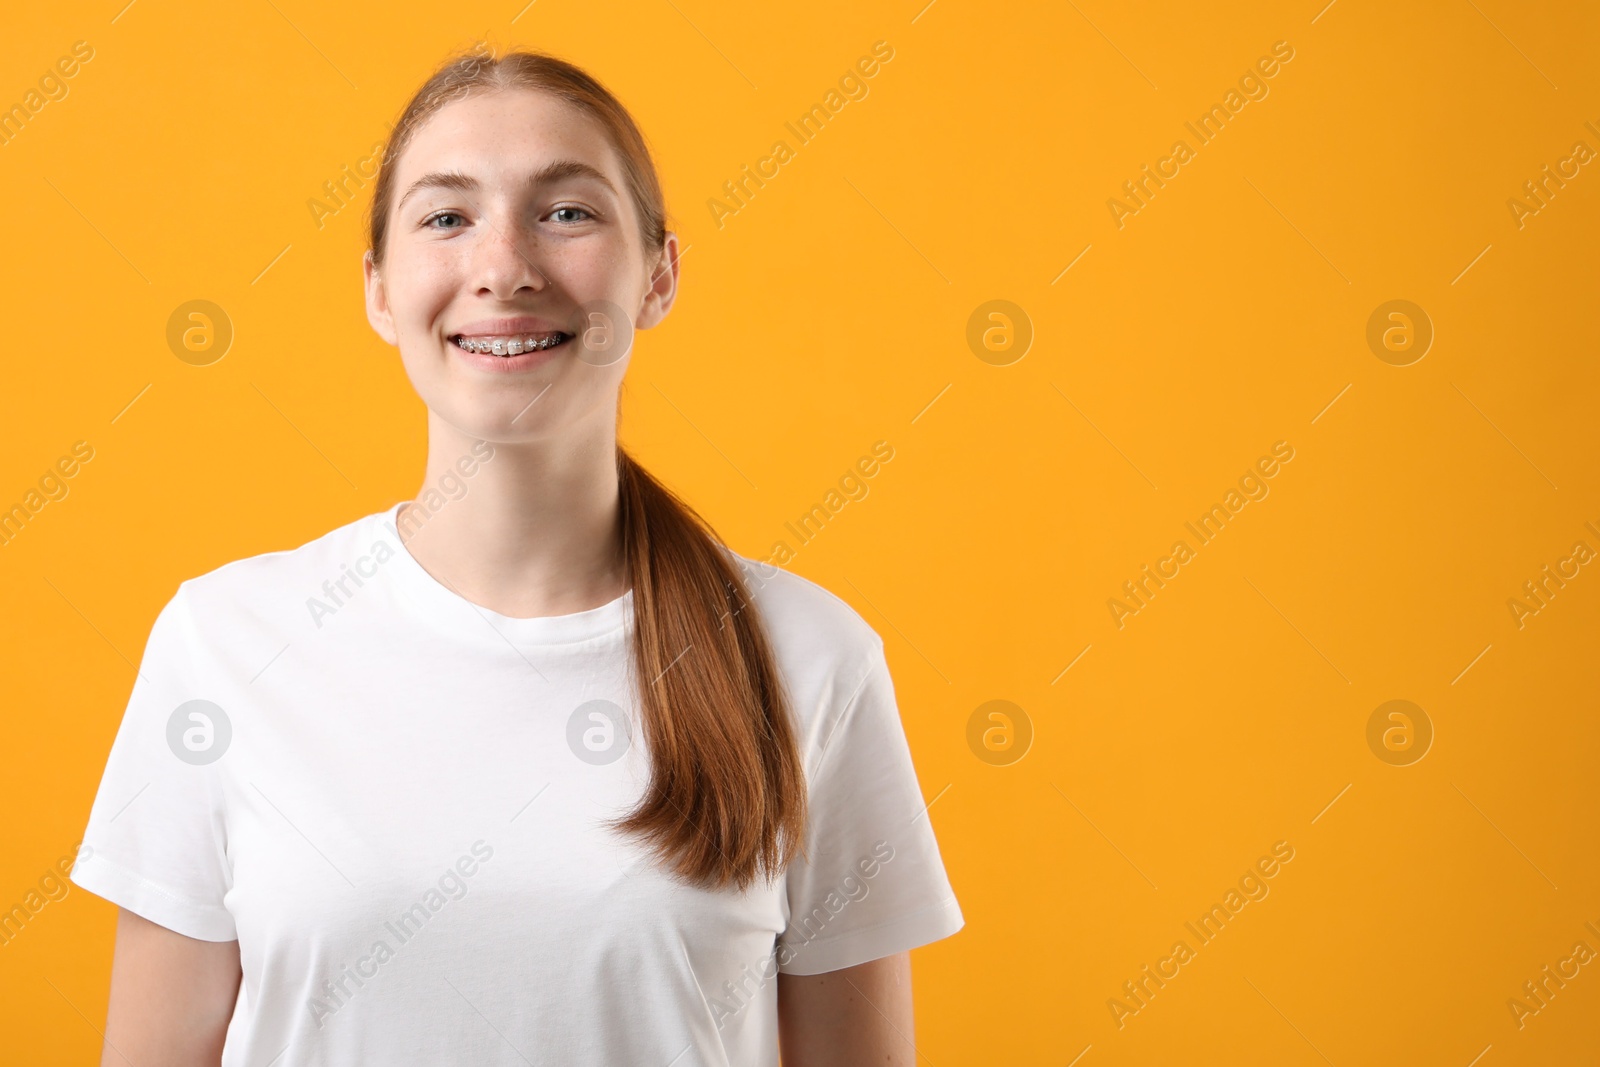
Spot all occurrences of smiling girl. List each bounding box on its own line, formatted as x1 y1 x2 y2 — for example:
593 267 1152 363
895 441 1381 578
71 45 962 1067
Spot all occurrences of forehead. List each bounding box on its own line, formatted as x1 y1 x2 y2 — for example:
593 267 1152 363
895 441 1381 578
394 88 622 189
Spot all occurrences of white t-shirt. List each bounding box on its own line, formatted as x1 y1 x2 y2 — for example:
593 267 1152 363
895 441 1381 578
71 501 962 1066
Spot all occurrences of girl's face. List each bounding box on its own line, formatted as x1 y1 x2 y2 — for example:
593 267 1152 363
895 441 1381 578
364 88 676 443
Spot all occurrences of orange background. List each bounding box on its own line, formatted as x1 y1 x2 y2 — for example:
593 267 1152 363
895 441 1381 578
3 0 1598 1063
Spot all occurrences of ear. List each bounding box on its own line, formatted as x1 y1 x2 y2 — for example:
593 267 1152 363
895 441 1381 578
637 232 679 330
363 249 399 345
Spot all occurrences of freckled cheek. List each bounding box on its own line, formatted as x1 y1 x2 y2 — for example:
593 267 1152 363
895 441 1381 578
393 265 464 333
534 241 594 276
414 254 467 291
559 248 636 300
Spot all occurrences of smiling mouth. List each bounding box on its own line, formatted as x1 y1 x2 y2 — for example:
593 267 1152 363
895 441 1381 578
450 332 570 356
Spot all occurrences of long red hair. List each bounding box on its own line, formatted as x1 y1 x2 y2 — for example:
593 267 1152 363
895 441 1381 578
367 44 806 892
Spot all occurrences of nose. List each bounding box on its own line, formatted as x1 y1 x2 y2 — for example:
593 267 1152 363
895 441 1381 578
471 212 548 299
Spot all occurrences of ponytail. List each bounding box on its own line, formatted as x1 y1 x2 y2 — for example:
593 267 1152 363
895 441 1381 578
610 448 807 890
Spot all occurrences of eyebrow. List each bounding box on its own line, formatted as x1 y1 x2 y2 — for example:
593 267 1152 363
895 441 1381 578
395 159 619 214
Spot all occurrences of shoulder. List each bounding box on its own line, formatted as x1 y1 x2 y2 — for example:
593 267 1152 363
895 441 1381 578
727 549 882 651
720 547 886 708
170 509 383 629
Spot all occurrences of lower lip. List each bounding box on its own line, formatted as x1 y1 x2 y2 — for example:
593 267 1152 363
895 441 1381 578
449 335 569 373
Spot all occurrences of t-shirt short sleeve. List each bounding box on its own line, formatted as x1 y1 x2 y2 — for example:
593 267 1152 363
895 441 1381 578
69 582 237 941
777 637 963 975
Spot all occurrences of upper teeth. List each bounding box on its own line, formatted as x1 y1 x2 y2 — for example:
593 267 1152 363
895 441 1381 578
454 333 566 355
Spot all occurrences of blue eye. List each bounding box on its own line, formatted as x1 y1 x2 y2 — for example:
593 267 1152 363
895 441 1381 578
551 207 592 224
424 211 464 230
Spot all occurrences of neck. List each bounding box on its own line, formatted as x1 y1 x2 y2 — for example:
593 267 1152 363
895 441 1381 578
397 407 627 619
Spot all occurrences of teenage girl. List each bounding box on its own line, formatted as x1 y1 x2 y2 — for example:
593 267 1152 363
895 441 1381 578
73 46 962 1067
